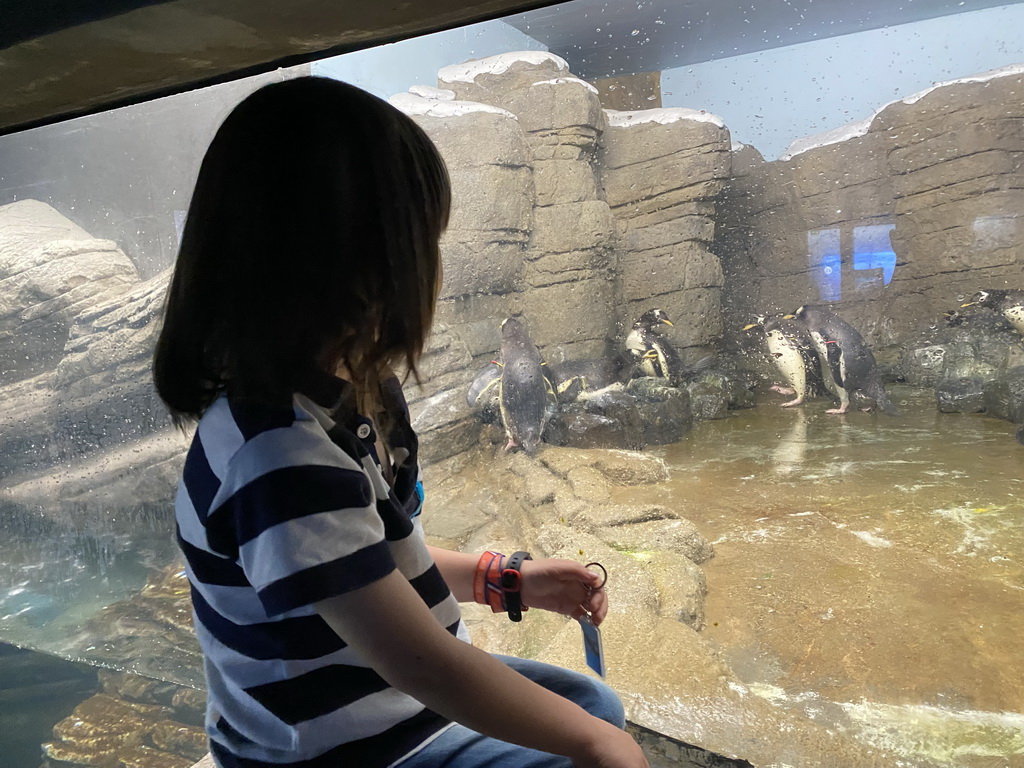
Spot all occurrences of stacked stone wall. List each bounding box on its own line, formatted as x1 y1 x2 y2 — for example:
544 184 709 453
717 69 1024 357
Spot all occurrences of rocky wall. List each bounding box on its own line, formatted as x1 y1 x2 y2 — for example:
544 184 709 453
717 66 1024 358
0 50 735 522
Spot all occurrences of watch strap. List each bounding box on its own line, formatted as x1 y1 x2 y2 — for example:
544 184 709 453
501 550 533 622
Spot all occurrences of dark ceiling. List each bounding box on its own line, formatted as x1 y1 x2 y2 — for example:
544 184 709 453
507 0 1023 79
3 0 1021 137
0 0 561 137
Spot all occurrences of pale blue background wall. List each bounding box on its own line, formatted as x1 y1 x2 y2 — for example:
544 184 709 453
312 20 546 101
661 4 1024 160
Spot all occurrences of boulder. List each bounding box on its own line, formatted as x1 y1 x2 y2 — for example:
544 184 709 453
983 366 1024 424
936 377 987 414
0 200 139 385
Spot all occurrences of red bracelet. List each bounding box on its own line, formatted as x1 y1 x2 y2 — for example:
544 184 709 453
473 551 506 613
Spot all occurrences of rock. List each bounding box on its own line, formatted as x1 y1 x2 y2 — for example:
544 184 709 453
626 378 694 444
566 466 612 503
541 446 670 486
546 391 645 450
983 366 1024 424
598 518 715 566
0 200 139 385
687 371 730 421
644 550 708 629
936 377 987 413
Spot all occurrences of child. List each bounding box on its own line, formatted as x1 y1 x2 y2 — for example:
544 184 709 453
153 76 647 768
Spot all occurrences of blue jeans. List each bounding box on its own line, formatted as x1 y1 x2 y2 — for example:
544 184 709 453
394 655 626 768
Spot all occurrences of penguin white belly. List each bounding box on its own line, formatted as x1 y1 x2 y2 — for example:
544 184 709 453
808 330 843 399
766 330 806 395
625 329 646 357
1004 306 1024 335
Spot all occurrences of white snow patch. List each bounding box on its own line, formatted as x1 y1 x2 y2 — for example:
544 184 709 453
779 116 873 161
605 107 725 129
408 85 455 101
531 77 599 94
903 62 1024 105
731 139 746 151
780 62 1024 161
851 530 893 548
388 93 516 120
438 51 569 84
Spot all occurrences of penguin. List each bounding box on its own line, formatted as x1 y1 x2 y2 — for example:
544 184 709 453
544 358 627 404
625 308 684 384
743 315 827 407
497 317 553 454
784 305 899 416
466 361 502 423
961 289 1024 335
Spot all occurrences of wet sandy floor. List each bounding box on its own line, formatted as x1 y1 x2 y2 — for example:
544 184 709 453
616 385 1024 765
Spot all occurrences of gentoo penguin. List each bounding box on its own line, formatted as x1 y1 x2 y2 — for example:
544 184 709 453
743 315 827 407
498 317 553 454
625 308 684 384
784 305 899 416
961 289 1024 335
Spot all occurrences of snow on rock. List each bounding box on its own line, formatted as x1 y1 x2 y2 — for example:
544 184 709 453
902 62 1024 104
531 77 599 95
388 92 516 120
780 62 1024 161
779 116 873 161
605 107 725 129
408 85 455 101
438 51 569 84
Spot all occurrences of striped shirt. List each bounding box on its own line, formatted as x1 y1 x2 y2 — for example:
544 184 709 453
175 374 467 768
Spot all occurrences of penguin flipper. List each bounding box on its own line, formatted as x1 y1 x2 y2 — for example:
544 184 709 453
467 363 502 407
824 342 845 388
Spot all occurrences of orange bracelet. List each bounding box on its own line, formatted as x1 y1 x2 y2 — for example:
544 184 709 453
473 551 506 613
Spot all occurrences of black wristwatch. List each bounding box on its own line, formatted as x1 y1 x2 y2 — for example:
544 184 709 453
500 551 533 622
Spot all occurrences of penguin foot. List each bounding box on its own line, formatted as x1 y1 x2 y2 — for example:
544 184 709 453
780 398 804 407
825 406 849 414
504 439 518 452
770 385 796 395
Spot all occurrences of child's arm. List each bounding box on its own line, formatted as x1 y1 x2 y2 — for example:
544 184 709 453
315 571 646 768
427 545 608 624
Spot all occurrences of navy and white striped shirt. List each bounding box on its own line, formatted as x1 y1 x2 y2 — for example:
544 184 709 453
176 374 467 768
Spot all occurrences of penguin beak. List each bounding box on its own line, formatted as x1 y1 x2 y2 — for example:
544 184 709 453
642 350 659 359
960 301 977 308
661 319 674 327
782 314 796 320
742 323 761 331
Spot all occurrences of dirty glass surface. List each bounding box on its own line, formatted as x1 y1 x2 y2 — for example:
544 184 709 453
1 2 1023 767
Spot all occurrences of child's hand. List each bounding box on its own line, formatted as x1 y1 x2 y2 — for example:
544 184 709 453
519 558 608 625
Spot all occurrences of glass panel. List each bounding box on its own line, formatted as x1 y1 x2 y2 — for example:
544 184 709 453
2 3 1023 767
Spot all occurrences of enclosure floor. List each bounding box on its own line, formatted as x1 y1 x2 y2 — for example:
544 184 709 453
620 385 1024 765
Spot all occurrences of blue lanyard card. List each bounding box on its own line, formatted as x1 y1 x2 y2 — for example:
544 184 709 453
578 616 606 678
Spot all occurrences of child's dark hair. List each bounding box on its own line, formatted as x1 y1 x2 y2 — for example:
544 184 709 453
153 76 451 427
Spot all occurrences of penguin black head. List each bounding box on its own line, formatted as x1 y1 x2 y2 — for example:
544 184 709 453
742 314 768 332
961 290 993 308
634 308 673 331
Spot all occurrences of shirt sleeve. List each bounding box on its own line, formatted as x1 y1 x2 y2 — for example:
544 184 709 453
217 420 397 617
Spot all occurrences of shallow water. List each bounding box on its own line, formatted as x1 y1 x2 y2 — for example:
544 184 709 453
629 385 1024 766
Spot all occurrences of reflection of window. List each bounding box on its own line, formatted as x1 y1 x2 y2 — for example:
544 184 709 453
808 228 841 302
852 223 896 291
808 223 896 301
